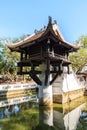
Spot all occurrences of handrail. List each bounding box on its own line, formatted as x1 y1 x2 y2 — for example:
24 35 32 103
21 52 68 61
49 52 66 59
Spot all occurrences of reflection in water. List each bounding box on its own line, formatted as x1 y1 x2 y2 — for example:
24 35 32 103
30 102 86 130
0 97 87 130
34 107 55 130
63 103 85 130
76 103 87 130
39 107 53 126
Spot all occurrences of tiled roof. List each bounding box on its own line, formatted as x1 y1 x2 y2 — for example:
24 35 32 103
7 19 80 51
7 31 44 49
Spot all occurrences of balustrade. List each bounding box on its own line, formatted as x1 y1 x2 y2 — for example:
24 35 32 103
0 83 38 91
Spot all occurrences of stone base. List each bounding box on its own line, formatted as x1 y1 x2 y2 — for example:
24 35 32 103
53 88 85 104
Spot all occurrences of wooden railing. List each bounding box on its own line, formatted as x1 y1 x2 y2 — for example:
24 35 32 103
21 52 67 61
49 52 66 59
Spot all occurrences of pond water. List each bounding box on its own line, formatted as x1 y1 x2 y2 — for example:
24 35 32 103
0 96 87 130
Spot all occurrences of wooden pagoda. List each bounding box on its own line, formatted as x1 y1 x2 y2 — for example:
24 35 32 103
7 17 79 86
7 17 79 105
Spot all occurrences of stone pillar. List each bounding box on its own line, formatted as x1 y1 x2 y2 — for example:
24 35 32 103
39 63 53 106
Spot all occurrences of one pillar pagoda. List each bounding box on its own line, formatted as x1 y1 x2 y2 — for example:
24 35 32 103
7 17 79 105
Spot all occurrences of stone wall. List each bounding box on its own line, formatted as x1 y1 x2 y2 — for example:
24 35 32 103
53 88 85 104
52 67 85 104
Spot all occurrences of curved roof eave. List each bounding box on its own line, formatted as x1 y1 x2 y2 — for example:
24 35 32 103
7 18 80 52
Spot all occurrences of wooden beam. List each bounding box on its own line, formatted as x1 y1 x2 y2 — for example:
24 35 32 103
50 69 63 85
67 65 70 74
17 61 41 67
50 72 59 85
29 70 42 85
18 70 41 75
45 58 50 86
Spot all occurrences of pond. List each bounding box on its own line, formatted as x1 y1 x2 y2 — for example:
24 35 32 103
0 96 87 130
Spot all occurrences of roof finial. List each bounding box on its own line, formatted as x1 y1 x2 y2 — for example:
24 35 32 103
54 20 58 25
48 16 52 25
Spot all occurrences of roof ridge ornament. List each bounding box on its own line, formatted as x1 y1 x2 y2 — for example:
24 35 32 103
54 20 58 25
48 16 52 25
34 26 47 35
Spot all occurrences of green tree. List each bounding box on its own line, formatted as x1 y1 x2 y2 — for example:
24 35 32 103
0 37 20 81
76 35 87 48
0 42 6 74
3 45 20 81
0 34 32 82
69 35 87 73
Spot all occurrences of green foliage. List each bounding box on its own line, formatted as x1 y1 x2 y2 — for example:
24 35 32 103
0 36 23 81
0 42 20 81
76 35 87 48
0 35 32 82
0 42 6 74
69 35 87 73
